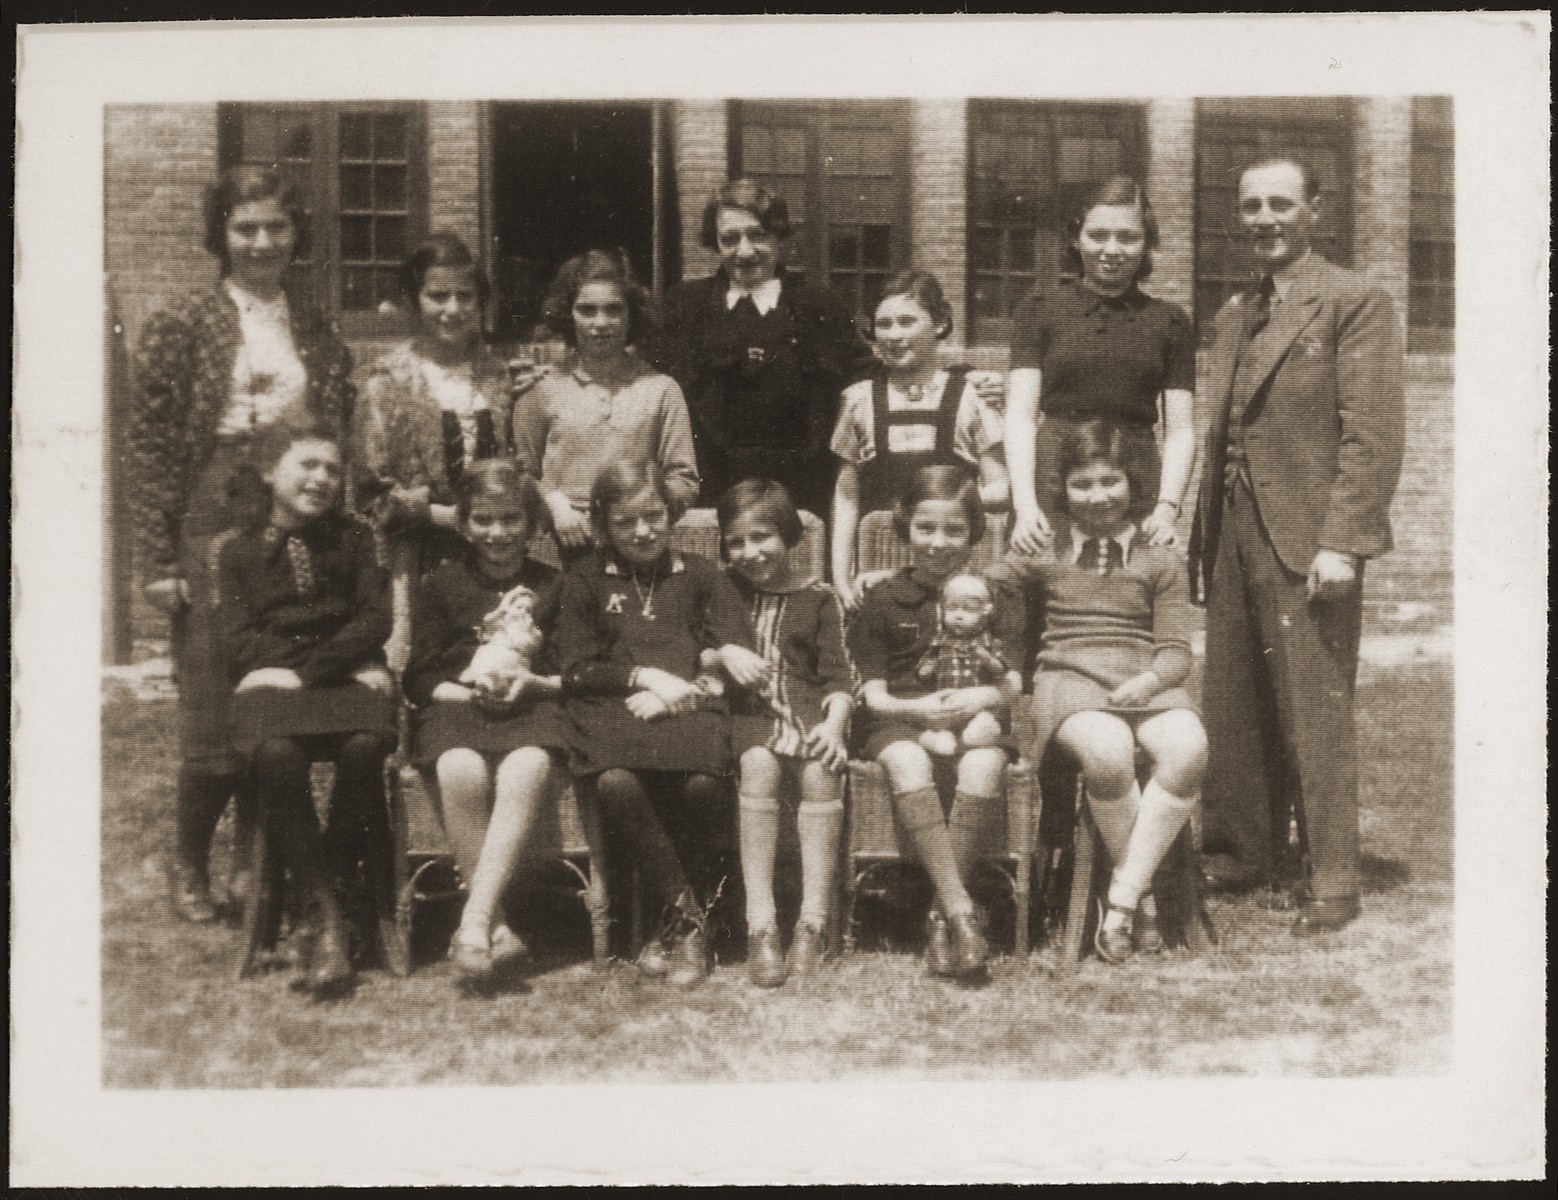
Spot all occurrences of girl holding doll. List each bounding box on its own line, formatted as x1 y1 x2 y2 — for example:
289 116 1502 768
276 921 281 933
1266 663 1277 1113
555 461 759 989
218 420 397 998
830 270 1009 611
353 231 517 670
986 418 1206 962
130 164 355 924
402 460 574 986
847 465 1027 979
511 249 700 563
715 480 857 988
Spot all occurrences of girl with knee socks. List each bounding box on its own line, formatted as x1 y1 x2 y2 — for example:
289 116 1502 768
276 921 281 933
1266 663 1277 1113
988 418 1205 962
556 461 758 988
403 460 575 986
218 421 397 997
847 465 1027 979
715 480 856 988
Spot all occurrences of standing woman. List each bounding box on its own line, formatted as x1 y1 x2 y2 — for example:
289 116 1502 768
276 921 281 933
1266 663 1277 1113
1004 176 1198 556
353 231 516 671
130 164 355 924
645 179 877 518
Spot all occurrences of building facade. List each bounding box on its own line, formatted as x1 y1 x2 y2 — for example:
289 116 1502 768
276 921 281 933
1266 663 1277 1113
104 97 1454 657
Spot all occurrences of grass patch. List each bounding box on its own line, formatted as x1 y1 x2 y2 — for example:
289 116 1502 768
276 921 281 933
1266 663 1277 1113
101 659 1453 1087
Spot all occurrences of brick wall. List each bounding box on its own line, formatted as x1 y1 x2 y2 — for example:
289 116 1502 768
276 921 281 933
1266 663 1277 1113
426 101 484 256
670 101 728 283
908 99 969 347
105 105 221 654
1144 99 1196 316
1352 97 1414 327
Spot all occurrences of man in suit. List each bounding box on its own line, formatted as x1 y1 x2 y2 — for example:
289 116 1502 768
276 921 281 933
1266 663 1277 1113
1190 156 1405 935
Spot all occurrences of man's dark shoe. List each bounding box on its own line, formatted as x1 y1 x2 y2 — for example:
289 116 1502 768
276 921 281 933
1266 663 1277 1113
1291 895 1360 937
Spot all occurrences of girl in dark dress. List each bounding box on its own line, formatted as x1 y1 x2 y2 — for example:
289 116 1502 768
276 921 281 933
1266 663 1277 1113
403 461 574 985
556 462 759 988
1004 176 1198 557
130 165 355 923
847 466 1027 980
716 480 856 988
218 421 397 998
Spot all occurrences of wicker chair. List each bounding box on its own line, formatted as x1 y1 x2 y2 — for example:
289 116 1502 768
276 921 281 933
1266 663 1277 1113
842 505 1037 956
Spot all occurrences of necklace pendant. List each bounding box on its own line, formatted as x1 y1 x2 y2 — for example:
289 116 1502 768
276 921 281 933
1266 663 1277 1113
641 605 656 620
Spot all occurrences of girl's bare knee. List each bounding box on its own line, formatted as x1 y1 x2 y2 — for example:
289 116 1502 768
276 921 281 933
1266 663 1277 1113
1140 711 1208 793
800 759 843 804
956 747 1007 794
1057 712 1136 795
878 741 933 793
437 748 488 789
740 746 782 796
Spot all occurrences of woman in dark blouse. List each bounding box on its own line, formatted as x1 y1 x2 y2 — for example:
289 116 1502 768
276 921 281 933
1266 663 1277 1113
644 179 877 519
1004 175 1198 556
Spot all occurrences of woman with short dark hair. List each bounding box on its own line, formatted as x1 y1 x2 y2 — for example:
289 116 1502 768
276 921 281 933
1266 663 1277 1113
645 179 877 518
1004 175 1198 557
129 164 355 924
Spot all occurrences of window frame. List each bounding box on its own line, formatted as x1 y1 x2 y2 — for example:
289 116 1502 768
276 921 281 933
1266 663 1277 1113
1193 97 1356 337
729 99 910 326
965 99 1147 347
217 101 429 338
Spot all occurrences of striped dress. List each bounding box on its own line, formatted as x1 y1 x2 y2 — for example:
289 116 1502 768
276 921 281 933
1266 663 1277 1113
728 575 859 760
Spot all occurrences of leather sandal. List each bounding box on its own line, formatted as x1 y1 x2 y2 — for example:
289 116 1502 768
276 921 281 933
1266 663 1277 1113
1134 901 1164 954
1094 900 1135 964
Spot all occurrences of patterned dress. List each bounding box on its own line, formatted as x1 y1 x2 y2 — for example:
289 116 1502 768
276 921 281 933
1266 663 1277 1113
727 574 858 760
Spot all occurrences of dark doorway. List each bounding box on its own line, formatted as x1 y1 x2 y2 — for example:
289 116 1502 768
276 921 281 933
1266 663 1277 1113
490 102 676 342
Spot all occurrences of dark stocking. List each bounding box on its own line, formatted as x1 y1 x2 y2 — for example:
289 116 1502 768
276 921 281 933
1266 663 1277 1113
593 769 692 914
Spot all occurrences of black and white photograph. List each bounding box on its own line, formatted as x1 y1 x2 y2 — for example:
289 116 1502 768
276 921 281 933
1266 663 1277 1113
11 13 1549 1186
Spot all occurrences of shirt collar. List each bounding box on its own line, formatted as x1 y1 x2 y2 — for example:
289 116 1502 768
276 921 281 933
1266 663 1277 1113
1075 279 1144 315
725 276 783 315
1268 249 1314 303
566 350 647 387
604 551 685 577
1069 523 1136 566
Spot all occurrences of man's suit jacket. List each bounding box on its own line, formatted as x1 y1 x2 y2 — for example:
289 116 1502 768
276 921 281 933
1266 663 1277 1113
1190 253 1405 596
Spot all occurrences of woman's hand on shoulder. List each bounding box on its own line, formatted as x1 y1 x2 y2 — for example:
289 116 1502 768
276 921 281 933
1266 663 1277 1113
851 569 895 602
967 370 1007 413
431 680 475 704
1009 505 1053 558
509 362 551 399
235 667 305 693
1140 503 1181 548
548 496 593 549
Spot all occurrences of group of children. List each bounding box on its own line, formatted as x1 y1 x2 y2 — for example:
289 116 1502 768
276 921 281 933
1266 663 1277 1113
194 226 1206 1001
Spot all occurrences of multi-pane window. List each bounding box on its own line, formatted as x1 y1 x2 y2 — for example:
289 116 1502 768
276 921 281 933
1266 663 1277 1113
731 101 909 324
966 101 1145 345
1409 96 1454 347
218 102 426 333
1194 98 1354 333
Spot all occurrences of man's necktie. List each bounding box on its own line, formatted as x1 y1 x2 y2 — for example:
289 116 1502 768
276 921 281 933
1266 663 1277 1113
1245 274 1276 339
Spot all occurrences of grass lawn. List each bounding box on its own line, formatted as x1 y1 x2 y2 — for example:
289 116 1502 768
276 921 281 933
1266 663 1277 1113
101 655 1452 1087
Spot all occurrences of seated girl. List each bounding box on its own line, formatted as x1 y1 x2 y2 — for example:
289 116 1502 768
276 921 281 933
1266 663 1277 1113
986 418 1206 962
402 460 574 986
847 464 1026 980
830 270 1008 611
218 420 397 998
511 249 700 563
555 461 759 988
715 479 856 988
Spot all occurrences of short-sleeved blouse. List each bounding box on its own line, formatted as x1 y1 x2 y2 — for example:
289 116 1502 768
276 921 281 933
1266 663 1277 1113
1008 281 1195 427
830 370 1003 467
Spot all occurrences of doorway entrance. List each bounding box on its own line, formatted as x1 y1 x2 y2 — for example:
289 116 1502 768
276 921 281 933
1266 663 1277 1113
489 101 678 341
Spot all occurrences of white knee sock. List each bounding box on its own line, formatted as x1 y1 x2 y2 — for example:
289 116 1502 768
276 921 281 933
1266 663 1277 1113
739 793 781 932
796 799 843 929
1109 779 1197 910
1087 780 1141 866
